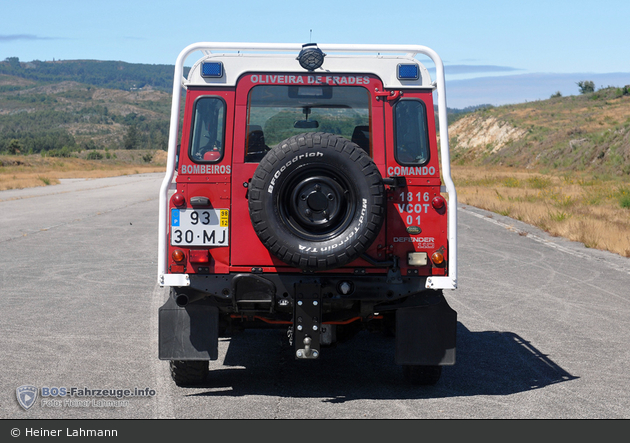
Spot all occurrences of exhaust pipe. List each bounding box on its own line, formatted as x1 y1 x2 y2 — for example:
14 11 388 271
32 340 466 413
174 291 206 307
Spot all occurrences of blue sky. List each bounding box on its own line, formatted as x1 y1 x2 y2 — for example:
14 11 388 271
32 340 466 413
2 0 629 108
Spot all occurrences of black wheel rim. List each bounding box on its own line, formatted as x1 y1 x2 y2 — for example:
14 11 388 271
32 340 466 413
278 166 356 241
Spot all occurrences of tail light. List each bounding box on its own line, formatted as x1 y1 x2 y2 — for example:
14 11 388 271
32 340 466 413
172 249 185 263
431 251 444 265
172 193 185 207
189 250 210 264
432 195 446 210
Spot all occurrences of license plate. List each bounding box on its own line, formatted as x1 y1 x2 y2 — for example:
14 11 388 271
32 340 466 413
170 208 229 246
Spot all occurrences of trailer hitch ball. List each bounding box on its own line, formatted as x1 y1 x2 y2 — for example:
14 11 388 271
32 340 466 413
296 336 318 359
304 336 312 356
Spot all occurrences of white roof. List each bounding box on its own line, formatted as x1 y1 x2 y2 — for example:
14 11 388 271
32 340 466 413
184 48 433 89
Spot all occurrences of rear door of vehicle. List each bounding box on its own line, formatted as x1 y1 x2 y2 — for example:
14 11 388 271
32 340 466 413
383 91 448 276
230 73 387 270
172 87 234 274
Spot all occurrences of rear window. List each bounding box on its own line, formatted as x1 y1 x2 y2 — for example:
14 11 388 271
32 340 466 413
189 96 226 163
245 85 371 162
394 99 430 165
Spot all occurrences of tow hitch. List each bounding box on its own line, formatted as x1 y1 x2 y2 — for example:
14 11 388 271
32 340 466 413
294 283 322 359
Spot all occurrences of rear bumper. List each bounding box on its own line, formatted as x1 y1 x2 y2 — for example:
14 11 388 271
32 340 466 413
170 272 433 310
159 271 456 290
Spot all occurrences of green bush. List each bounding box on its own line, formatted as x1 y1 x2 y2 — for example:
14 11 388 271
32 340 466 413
618 187 630 209
44 146 76 158
86 151 103 160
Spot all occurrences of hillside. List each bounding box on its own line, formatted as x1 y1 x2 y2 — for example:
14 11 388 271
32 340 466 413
0 70 173 155
0 57 185 92
448 86 630 176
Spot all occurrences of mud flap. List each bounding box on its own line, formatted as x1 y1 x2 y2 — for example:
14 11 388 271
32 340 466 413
395 295 457 365
158 296 219 360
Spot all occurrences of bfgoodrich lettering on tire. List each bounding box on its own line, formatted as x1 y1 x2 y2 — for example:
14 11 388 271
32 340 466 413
248 132 385 270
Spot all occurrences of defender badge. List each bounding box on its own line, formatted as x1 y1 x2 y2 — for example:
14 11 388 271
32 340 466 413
16 385 38 410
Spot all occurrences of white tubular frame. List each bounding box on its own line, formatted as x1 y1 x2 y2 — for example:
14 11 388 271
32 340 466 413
157 43 457 290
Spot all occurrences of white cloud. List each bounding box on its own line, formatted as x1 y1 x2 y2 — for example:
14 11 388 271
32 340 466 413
0 34 54 42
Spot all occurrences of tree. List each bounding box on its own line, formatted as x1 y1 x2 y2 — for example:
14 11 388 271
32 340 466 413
123 125 139 150
5 57 21 69
7 139 23 155
577 80 595 94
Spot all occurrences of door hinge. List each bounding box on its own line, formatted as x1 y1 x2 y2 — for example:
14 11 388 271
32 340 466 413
375 89 403 101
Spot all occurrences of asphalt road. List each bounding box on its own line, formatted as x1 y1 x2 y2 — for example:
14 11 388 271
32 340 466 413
1 173 629 419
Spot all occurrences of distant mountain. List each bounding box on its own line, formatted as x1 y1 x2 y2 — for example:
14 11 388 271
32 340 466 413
0 57 190 92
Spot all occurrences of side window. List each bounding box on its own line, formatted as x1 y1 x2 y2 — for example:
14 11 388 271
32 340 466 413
394 99 430 165
189 96 226 163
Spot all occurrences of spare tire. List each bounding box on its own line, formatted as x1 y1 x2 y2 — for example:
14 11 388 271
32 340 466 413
248 132 385 271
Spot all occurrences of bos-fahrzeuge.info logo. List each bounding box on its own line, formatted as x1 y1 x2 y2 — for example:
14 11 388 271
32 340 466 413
16 385 156 410
16 385 38 410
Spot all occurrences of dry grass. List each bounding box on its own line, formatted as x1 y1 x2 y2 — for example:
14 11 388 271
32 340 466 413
452 165 630 258
0 150 167 191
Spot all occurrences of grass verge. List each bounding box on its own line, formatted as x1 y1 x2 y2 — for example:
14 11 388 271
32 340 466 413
0 150 167 191
452 165 630 258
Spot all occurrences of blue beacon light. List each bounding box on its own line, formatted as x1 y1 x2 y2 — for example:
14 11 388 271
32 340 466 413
201 61 224 78
397 64 419 80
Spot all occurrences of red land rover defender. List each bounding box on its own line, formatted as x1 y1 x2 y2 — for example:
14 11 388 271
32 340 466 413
157 43 458 386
